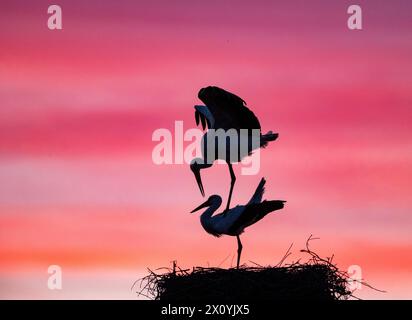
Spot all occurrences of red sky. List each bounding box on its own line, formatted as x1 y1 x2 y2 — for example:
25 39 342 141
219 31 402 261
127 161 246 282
1 0 411 299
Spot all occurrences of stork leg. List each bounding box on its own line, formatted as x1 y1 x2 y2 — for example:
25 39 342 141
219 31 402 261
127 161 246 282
226 162 236 211
236 235 243 269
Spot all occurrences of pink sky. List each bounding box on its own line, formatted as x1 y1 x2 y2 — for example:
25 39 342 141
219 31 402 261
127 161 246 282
1 0 412 299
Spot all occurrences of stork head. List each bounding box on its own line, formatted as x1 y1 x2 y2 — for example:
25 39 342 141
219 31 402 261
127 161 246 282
190 195 222 213
190 158 205 197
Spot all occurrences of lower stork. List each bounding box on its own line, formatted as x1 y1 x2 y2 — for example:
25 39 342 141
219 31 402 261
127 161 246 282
190 178 285 268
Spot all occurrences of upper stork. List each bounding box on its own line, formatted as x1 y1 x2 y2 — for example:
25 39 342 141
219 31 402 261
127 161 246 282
191 86 279 210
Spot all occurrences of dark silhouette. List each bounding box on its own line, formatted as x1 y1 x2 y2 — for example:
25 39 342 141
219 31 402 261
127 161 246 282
190 86 278 211
135 86 384 301
191 178 285 268
136 237 377 301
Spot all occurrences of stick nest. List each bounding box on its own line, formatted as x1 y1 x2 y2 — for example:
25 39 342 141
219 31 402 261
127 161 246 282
134 236 380 301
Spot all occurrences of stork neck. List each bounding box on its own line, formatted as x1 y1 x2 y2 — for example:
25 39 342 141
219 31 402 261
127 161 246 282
200 201 221 220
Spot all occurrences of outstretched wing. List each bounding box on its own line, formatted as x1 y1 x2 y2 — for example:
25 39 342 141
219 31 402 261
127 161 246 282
227 200 285 234
198 86 261 130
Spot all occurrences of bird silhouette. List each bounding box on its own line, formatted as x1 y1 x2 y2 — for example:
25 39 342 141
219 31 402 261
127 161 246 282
191 177 285 269
191 86 278 211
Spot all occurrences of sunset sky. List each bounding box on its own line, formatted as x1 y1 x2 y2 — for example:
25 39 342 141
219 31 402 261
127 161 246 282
1 0 411 299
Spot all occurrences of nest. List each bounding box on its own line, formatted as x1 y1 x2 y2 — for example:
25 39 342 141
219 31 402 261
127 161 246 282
134 236 381 301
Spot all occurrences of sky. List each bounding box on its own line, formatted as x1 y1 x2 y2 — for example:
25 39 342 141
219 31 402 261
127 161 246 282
0 0 411 299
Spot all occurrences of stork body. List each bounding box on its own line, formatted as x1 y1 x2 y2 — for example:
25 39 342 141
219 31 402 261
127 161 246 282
191 178 285 268
191 86 278 210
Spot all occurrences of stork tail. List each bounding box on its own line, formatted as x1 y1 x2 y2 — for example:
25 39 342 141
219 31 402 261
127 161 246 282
248 178 266 205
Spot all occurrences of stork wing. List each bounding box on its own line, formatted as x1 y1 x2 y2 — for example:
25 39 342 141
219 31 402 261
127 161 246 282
194 105 214 130
198 86 261 130
211 206 245 235
228 200 284 234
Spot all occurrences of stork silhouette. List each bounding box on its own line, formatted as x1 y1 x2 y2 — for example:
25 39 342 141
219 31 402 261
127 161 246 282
190 86 278 211
191 178 285 268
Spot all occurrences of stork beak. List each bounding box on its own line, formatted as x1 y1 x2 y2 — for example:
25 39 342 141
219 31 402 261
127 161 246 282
193 169 205 197
190 199 210 213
